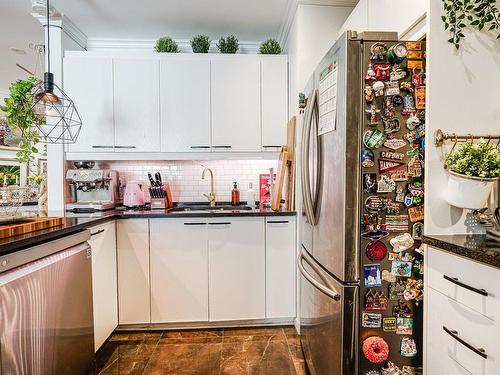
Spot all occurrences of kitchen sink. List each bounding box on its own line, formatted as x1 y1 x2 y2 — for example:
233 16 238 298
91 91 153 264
168 205 253 213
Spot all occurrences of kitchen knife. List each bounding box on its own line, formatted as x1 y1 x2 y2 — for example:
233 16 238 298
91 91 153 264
155 172 164 198
148 173 157 198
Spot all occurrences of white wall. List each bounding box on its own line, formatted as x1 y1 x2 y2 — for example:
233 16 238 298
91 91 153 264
424 0 500 235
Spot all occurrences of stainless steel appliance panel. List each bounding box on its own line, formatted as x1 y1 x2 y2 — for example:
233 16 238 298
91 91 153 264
0 241 94 375
299 248 357 375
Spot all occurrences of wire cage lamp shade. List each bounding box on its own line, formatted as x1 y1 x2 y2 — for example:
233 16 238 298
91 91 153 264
30 72 82 144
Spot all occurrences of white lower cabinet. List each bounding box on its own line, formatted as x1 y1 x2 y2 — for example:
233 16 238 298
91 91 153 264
116 219 150 324
265 217 296 318
89 221 117 351
208 217 266 321
150 218 209 323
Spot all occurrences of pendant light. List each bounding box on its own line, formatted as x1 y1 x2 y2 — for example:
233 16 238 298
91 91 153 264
30 0 82 144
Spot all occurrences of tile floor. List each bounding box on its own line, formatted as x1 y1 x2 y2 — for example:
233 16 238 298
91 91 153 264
91 326 308 375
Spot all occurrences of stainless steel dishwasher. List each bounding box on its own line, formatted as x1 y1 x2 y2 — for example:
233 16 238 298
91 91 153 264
0 230 94 375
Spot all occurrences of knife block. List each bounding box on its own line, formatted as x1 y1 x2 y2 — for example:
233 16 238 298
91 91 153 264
150 197 167 209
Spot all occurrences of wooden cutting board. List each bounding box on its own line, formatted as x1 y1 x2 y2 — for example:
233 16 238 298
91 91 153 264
272 146 289 211
0 217 65 239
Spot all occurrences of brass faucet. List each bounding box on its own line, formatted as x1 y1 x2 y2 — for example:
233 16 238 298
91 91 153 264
201 167 216 207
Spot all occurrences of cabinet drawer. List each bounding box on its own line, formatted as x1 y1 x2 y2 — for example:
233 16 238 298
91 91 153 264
427 287 500 375
427 247 500 322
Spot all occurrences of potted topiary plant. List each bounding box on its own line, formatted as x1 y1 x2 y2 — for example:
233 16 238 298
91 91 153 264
217 35 239 54
444 140 500 209
259 38 282 54
191 35 211 53
155 37 179 53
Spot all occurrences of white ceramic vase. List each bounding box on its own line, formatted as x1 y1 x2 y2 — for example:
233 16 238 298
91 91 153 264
445 170 498 210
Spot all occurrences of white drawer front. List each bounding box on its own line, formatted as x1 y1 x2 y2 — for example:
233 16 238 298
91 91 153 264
427 287 500 375
427 247 500 322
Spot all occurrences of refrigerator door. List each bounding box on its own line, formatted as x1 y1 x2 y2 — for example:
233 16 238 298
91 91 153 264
299 248 358 375
310 33 362 282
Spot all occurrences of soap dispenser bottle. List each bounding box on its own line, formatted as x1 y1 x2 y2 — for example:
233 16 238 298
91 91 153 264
246 182 256 208
231 182 240 206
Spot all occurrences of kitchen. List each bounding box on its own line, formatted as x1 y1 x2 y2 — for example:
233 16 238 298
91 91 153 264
0 0 499 374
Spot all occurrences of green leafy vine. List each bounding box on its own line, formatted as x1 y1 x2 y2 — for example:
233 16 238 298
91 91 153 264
442 0 500 49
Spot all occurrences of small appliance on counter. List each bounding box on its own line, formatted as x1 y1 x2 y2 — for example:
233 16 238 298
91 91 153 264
123 180 146 209
66 161 119 212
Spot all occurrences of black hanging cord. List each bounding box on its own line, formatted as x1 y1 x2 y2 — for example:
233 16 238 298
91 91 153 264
46 0 50 74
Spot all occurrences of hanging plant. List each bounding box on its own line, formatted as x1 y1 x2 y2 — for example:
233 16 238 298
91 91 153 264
155 37 179 53
191 35 211 53
259 38 282 54
442 0 500 49
217 35 239 54
0 77 46 180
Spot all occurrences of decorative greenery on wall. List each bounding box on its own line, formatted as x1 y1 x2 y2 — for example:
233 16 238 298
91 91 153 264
259 38 282 54
191 35 211 53
155 37 179 53
442 0 500 49
217 35 239 54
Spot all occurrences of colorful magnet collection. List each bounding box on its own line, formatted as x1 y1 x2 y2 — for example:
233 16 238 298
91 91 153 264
361 40 425 373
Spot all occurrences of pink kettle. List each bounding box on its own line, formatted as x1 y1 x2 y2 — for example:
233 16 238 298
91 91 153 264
123 181 145 208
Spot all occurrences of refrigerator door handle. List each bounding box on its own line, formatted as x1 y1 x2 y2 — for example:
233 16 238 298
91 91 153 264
298 251 341 301
310 91 322 223
301 91 316 225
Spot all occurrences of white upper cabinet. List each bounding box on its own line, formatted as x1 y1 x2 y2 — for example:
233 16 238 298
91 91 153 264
160 58 211 152
211 57 261 152
113 59 161 152
64 56 114 152
261 56 288 151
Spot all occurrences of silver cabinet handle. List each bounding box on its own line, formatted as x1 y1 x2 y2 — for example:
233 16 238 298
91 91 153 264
114 145 136 149
298 250 341 301
90 229 105 237
92 145 114 149
443 326 487 359
208 222 231 225
190 146 211 149
183 222 207 226
212 145 232 149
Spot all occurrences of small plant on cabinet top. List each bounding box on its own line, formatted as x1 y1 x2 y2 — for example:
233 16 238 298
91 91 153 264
155 37 179 53
445 140 500 179
259 38 282 54
191 35 211 53
217 35 239 54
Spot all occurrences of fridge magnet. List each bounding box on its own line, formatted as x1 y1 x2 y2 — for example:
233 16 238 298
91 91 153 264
370 42 387 60
403 124 425 144
364 264 382 288
362 312 382 328
415 86 426 109
365 86 375 103
382 270 396 283
373 81 385 96
381 361 402 375
383 138 406 150
412 222 424 240
391 260 412 278
390 233 414 253
362 336 389 363
362 228 389 241
404 279 424 303
407 59 423 70
406 114 420 130
393 301 413 317
391 170 409 182
406 41 422 51
361 149 375 168
408 205 424 222
383 317 397 332
382 199 400 215
400 337 417 357
404 194 414 207
411 70 423 87
365 196 384 213
388 252 397 261
402 366 423 375
396 317 413 335
389 281 406 300
390 64 407 81
385 215 409 232
407 155 422 178
373 63 391 80
364 129 385 150
364 371 381 375
365 290 388 310
377 175 396 193
388 42 408 62
366 241 388 261
366 62 377 80
392 94 404 107
383 97 395 117
400 81 413 94
365 104 381 125
382 116 400 135
363 173 377 193
380 151 404 161
385 81 400 96
402 94 416 115
378 159 405 173
413 259 423 275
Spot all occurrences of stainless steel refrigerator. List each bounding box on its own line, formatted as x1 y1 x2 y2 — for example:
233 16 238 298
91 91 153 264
299 31 425 375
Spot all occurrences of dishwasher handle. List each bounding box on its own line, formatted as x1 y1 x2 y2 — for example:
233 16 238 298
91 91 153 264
298 251 341 301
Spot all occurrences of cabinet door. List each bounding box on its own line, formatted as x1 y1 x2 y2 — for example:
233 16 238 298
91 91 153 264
211 57 261 152
113 59 160 152
261 56 288 151
150 218 209 323
89 221 117 351
160 59 211 152
116 219 150 324
265 217 296 318
208 217 265 321
64 56 114 152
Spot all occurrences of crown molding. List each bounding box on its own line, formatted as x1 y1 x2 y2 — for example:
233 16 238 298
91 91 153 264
61 16 88 50
86 38 261 54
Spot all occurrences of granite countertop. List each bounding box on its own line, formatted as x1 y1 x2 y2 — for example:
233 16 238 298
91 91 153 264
0 206 296 257
423 234 500 269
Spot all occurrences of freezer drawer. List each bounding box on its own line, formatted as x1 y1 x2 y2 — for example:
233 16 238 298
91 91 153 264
299 248 358 375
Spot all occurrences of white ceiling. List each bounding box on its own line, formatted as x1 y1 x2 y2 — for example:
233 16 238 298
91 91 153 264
0 0 44 90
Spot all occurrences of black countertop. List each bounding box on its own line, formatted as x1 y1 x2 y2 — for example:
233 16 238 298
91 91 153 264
0 207 296 257
423 234 500 269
